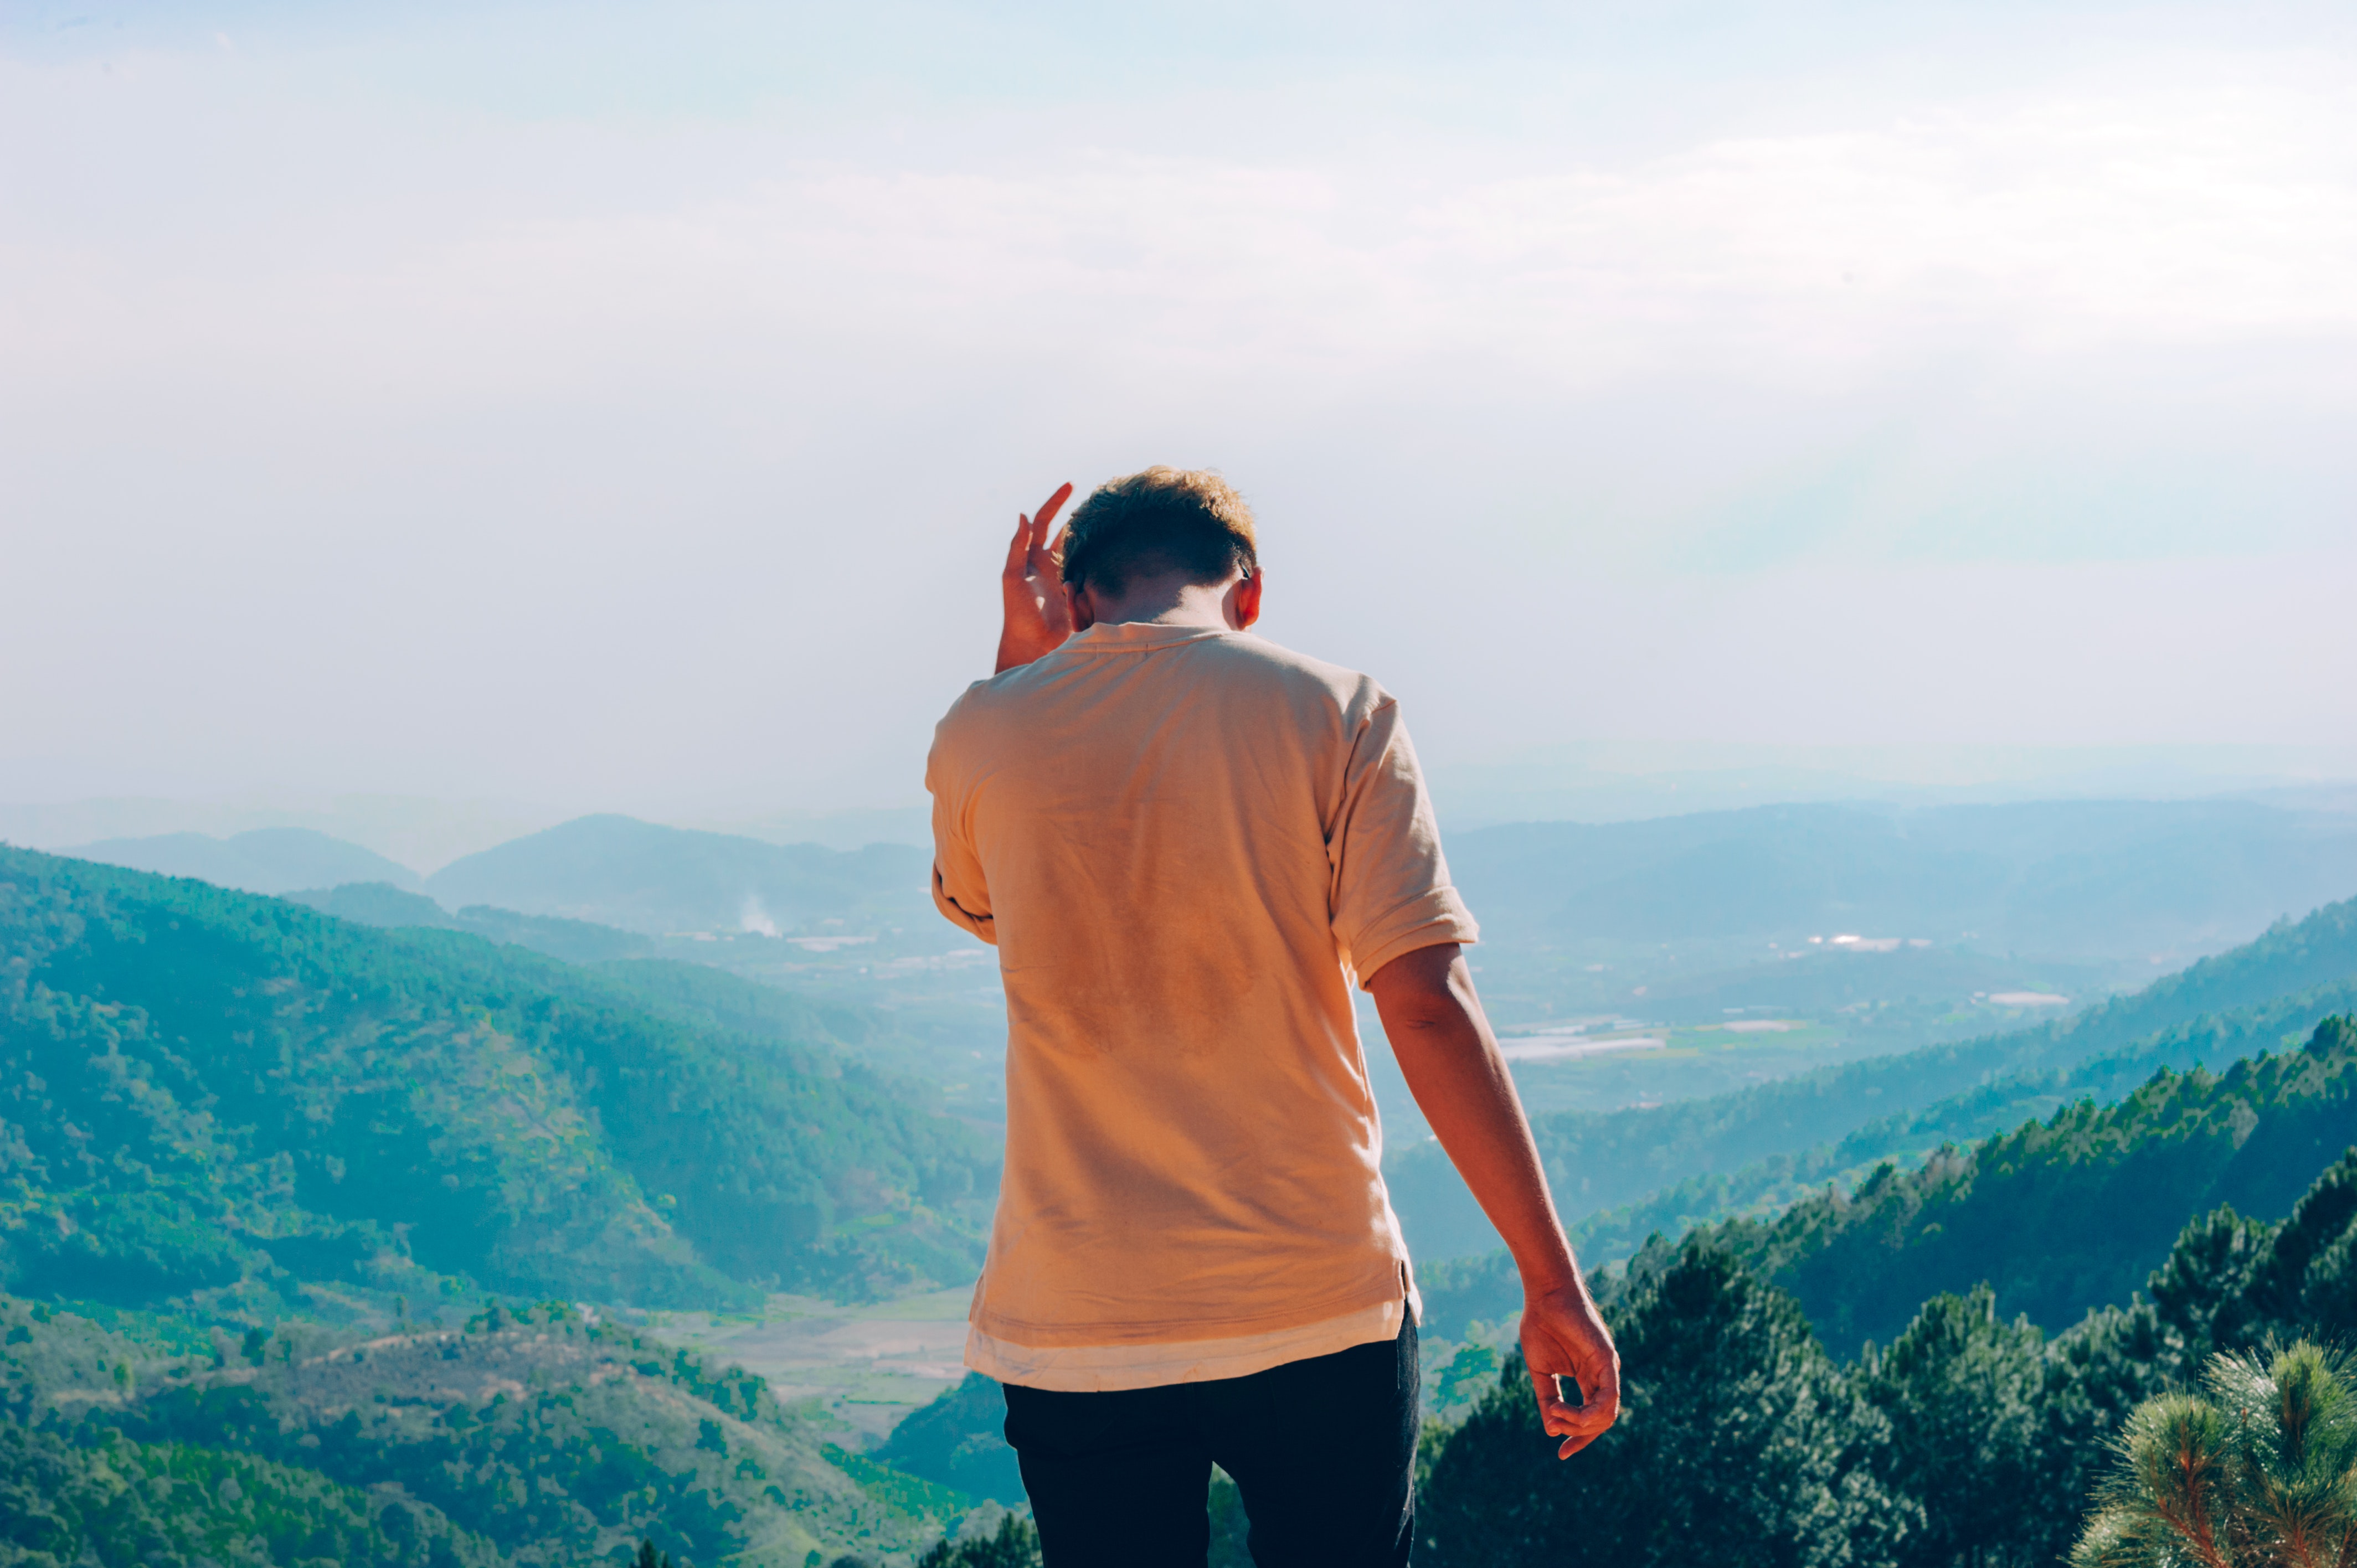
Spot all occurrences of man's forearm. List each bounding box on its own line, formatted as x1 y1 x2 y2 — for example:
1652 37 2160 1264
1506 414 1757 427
1368 943 1582 1294
1370 941 1622 1454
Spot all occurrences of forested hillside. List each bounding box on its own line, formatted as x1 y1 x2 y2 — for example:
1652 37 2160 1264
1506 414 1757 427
1418 991 2357 1341
0 1295 963 1567
1390 891 2357 1258
0 847 997 1312
1567 971 2357 1265
1702 1014 2357 1354
1417 1019 2357 1567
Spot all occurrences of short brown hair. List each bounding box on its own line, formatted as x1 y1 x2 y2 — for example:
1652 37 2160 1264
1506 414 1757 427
1059 467 1259 597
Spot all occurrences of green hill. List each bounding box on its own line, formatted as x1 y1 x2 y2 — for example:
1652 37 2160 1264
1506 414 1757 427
0 1422 503 1568
1693 1014 2357 1356
57 828 424 896
1388 890 2357 1260
870 1373 1026 1507
0 845 996 1313
423 815 933 936
0 1294 961 1567
1563 971 2357 1266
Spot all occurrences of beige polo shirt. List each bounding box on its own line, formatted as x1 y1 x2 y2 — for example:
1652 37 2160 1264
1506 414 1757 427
925 620 1478 1391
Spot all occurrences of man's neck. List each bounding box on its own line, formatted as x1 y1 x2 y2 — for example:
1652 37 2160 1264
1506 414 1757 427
1079 579 1234 630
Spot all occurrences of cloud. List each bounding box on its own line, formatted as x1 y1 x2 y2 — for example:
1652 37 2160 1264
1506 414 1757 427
1 18 2353 803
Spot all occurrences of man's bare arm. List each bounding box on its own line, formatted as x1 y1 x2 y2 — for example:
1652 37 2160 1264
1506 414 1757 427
1368 942 1621 1458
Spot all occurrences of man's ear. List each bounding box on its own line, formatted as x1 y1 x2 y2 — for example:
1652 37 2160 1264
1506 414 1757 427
1227 571 1263 631
1066 581 1097 632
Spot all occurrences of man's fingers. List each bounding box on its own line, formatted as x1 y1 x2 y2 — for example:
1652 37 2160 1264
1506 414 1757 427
1004 514 1035 579
1025 485 1071 573
1531 1365 1620 1461
1003 486 1072 584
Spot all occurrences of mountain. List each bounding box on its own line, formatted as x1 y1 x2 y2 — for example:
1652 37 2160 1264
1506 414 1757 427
282 881 656 964
871 1374 1027 1507
423 814 934 936
0 845 997 1313
54 828 423 895
1388 890 2357 1260
1447 799 2357 957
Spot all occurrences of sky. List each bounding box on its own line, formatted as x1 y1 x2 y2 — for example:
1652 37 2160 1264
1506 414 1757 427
4 0 2354 826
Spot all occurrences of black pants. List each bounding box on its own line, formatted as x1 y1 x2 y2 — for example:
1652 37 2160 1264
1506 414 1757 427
1001 1313 1419 1568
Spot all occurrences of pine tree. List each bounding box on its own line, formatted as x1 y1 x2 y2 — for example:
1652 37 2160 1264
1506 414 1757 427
1860 1286 2045 1568
1418 1234 1916 1567
913 1512 1041 1568
2072 1342 2357 1567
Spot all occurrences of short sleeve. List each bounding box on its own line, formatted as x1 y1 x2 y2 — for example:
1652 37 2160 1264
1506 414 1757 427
1327 699 1478 986
926 721 997 946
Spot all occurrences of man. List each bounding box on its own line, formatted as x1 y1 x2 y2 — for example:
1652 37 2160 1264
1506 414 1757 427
926 468 1618 1567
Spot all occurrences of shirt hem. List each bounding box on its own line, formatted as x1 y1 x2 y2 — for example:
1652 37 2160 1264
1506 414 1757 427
967 1290 1420 1392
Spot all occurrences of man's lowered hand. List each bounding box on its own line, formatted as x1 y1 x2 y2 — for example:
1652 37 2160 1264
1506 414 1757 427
1521 1278 1621 1459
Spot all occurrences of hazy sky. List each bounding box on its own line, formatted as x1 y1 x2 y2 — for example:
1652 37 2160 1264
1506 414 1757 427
5 0 2354 817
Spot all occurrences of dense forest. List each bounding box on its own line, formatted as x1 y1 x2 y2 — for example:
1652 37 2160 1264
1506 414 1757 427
1418 1023 2357 1563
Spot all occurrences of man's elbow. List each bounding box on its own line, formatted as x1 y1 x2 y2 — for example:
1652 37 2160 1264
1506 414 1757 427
1366 944 1465 1018
1382 993 1469 1038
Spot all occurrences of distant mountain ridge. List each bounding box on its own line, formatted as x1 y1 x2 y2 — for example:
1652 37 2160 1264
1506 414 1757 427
423 813 933 935
280 881 656 964
1448 798 2357 955
55 798 2357 961
55 827 423 895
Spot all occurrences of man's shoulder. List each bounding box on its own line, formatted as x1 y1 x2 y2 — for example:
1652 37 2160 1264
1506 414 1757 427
1216 634 1392 720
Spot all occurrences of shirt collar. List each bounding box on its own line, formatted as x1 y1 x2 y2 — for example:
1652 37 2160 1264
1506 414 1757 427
1062 621 1236 652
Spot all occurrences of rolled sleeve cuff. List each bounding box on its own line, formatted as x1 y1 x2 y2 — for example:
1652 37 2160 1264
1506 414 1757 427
1348 887 1479 989
931 868 998 945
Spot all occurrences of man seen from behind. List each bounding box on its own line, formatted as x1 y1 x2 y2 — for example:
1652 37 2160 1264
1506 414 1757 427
925 468 1620 1567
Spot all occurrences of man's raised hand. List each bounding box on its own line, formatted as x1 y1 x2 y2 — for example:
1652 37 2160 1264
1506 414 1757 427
995 482 1075 674
1521 1280 1622 1459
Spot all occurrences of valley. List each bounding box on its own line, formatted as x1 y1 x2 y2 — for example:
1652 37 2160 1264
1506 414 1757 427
11 794 2357 1565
